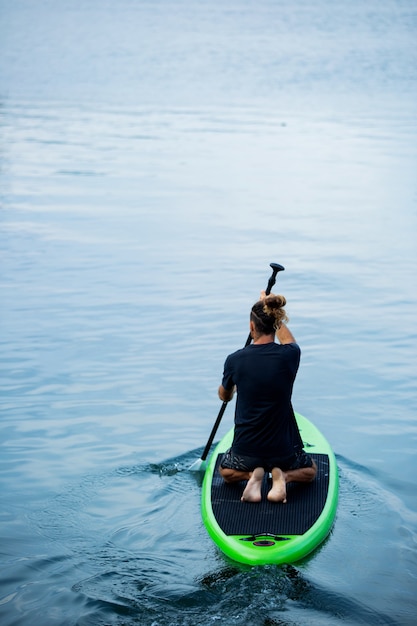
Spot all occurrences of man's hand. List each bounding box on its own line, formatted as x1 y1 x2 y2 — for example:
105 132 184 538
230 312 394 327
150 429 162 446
218 385 236 402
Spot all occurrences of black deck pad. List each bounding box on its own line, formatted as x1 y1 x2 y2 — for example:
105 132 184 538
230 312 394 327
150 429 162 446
211 453 329 536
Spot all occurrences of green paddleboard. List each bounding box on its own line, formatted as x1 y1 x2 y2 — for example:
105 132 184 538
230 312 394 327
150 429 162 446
201 412 338 566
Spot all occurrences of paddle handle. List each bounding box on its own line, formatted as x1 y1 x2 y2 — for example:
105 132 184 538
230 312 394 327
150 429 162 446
244 263 285 347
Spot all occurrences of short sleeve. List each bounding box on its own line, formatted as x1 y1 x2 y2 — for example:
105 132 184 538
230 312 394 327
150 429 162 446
221 354 235 390
283 343 301 376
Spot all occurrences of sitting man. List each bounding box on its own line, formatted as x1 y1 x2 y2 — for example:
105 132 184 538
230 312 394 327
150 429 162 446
218 292 317 503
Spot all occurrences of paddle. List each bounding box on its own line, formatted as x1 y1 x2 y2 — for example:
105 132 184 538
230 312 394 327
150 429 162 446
189 262 285 472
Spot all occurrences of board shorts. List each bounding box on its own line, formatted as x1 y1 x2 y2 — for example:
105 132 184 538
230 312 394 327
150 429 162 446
220 448 314 473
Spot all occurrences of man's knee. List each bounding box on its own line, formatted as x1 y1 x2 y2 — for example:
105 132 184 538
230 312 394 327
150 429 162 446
219 466 235 483
306 460 317 481
219 466 250 483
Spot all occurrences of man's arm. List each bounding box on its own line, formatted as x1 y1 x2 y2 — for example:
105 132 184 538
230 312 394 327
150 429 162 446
218 384 235 402
276 323 296 345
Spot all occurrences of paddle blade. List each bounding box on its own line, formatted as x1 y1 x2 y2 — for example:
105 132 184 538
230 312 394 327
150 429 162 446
188 458 207 472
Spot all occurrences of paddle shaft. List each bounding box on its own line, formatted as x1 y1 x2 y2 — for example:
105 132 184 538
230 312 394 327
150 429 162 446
198 263 285 463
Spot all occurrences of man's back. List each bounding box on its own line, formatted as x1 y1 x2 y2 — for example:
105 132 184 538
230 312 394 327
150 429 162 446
222 342 302 457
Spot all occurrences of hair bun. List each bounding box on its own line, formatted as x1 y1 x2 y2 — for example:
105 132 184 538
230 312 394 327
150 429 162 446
251 293 289 334
262 294 288 328
263 294 287 312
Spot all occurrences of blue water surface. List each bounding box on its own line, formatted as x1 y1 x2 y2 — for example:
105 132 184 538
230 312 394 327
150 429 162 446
1 1 416 625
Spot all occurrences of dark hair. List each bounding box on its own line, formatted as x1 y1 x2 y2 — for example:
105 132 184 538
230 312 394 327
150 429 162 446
250 294 288 335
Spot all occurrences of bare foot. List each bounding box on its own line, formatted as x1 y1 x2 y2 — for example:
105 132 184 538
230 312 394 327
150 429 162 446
241 467 265 502
267 467 287 503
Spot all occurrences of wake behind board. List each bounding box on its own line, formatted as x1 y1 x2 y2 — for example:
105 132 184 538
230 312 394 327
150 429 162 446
201 412 338 566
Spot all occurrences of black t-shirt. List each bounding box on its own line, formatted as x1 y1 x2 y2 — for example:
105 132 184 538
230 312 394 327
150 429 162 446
221 342 302 458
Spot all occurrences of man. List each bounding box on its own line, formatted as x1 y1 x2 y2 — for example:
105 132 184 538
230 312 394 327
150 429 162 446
218 291 317 503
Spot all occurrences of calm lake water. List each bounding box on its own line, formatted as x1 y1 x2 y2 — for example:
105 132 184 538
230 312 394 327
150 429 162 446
1 1 416 624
